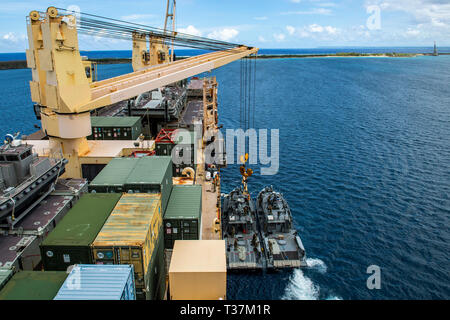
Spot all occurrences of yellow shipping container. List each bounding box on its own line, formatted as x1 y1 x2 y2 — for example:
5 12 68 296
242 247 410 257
169 240 226 300
91 193 163 299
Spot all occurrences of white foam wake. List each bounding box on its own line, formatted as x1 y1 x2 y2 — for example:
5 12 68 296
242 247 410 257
282 258 343 300
306 258 327 274
282 268 320 300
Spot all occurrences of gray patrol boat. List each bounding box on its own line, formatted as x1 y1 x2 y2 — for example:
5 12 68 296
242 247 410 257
222 186 265 270
256 186 307 269
0 134 67 228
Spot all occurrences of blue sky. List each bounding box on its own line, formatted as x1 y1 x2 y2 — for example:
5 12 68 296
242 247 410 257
0 0 449 52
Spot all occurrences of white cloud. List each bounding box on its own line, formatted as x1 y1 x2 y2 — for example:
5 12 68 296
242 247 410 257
273 33 286 42
308 24 324 33
324 26 338 34
254 16 268 21
405 28 420 36
0 32 28 52
363 0 450 43
207 28 239 41
286 26 296 35
178 25 203 37
281 8 332 15
1 32 26 43
317 2 338 7
258 36 267 42
284 24 341 40
290 0 302 3
365 0 450 28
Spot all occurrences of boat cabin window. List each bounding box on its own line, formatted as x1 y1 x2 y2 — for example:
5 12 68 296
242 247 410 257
232 223 249 234
20 150 32 160
0 155 5 161
5 155 19 161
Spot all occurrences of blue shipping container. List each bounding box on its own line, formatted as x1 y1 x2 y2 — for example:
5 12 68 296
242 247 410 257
54 264 136 300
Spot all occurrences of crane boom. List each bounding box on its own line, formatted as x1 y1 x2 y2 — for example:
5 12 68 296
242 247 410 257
25 7 257 178
82 46 257 113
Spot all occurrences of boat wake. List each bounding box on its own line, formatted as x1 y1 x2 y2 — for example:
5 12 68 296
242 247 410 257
282 258 342 300
305 258 327 273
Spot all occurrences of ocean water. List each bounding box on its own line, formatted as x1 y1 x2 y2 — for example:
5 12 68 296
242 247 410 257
1 47 450 61
0 54 449 299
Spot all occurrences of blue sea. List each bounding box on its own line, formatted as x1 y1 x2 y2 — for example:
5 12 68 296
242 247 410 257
1 47 450 61
0 49 449 299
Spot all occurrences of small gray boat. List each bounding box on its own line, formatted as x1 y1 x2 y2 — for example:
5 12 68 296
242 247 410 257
0 135 67 228
132 85 187 120
222 186 264 270
256 186 307 269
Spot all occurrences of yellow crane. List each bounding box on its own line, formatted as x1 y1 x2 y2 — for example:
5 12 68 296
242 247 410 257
26 7 257 178
132 0 176 70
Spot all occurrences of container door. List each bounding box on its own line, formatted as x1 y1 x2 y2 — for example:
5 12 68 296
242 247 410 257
182 220 191 239
117 247 145 293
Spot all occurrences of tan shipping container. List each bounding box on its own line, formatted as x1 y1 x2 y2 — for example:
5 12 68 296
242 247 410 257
91 193 164 300
169 240 226 300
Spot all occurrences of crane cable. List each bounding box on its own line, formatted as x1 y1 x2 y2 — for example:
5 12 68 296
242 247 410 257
239 54 257 155
43 8 244 52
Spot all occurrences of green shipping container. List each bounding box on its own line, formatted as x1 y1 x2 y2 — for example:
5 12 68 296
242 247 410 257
145 231 166 300
88 157 173 213
124 156 173 214
0 271 67 300
40 193 121 271
0 269 13 291
87 116 142 140
88 158 140 193
156 131 197 177
163 185 202 249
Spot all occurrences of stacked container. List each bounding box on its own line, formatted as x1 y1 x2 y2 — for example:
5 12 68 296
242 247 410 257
88 116 142 140
0 271 68 300
88 158 140 193
91 193 165 300
124 156 173 213
163 185 202 249
88 156 173 214
54 264 136 300
0 268 13 291
155 129 197 177
40 193 121 271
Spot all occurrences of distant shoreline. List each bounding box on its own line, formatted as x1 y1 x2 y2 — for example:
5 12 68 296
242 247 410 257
1 52 448 70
